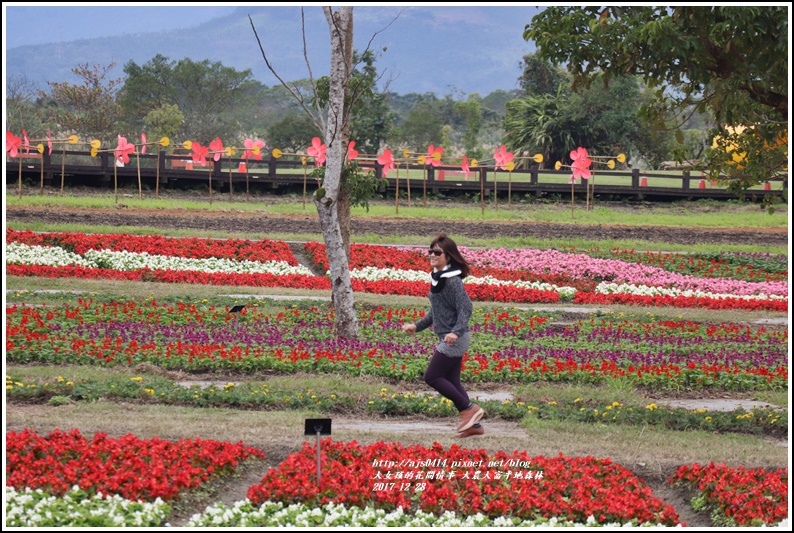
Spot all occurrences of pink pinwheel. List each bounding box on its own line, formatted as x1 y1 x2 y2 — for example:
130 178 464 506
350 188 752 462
47 131 53 155
114 135 136 165
191 142 209 167
140 133 147 155
209 137 224 162
347 140 359 161
243 138 265 160
494 145 514 171
6 131 22 158
377 148 395 176
461 155 471 180
307 137 327 167
425 144 443 167
22 129 30 154
570 146 592 181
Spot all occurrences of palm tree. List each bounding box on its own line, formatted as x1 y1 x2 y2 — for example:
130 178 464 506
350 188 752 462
503 87 576 169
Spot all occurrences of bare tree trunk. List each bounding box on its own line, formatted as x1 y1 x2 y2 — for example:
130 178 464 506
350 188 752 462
316 6 358 339
337 185 351 261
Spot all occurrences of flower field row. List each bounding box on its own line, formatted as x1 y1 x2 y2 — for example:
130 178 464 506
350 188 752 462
578 247 788 283
245 439 656 525
6 300 787 390
7 375 786 437
669 462 789 526
6 229 298 264
7 242 315 276
185 499 636 527
305 242 788 297
5 428 264 501
5 230 788 310
6 430 788 527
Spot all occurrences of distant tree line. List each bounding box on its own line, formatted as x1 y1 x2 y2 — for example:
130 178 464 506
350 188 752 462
2 49 734 174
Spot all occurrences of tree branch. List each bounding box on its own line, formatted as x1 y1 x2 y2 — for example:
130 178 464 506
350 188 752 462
249 14 325 137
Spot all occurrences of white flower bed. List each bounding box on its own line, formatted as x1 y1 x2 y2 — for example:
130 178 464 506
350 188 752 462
5 243 314 277
5 486 170 527
595 282 787 301
349 267 578 300
186 499 671 527
5 242 95 268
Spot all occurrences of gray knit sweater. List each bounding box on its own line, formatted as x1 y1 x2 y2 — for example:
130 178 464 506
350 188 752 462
414 275 473 337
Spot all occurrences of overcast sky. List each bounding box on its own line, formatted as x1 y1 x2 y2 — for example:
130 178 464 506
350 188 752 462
4 4 239 49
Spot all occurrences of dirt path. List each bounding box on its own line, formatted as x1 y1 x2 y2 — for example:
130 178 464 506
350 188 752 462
5 205 789 246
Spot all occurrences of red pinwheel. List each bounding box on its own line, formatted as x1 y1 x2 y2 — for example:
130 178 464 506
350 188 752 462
425 144 443 167
494 144 514 171
243 138 265 160
21 130 30 154
307 137 327 167
461 155 471 180
209 137 224 162
47 131 53 155
191 142 209 167
114 135 135 165
570 146 592 181
6 131 22 158
377 148 395 176
140 133 147 155
347 140 359 161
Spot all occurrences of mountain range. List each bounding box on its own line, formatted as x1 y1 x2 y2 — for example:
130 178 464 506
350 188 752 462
4 5 542 97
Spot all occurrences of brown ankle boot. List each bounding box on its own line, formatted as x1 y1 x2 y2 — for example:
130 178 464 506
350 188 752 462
456 426 485 438
456 404 485 432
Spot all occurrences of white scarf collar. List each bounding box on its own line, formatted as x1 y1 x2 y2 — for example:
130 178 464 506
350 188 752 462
430 264 462 286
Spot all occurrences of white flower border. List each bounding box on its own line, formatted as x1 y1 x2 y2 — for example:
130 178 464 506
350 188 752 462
5 243 314 277
186 499 682 527
6 242 786 303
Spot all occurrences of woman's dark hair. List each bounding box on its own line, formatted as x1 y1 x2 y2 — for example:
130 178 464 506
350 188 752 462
431 233 470 278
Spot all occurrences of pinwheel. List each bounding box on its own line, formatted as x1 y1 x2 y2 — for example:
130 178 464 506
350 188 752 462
21 130 30 154
7 131 25 198
114 135 136 165
581 152 625 210
209 137 225 162
347 140 359 161
243 138 264 161
6 131 22 158
241 138 265 202
492 144 517 208
570 147 592 181
554 146 593 219
418 144 443 167
191 142 209 167
377 148 395 175
307 137 326 167
461 155 471 181
493 144 514 171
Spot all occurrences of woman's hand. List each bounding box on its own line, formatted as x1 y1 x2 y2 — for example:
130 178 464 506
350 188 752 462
443 332 458 345
402 323 417 335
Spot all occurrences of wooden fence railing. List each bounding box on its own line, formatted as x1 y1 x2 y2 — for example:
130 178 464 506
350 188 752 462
6 149 786 202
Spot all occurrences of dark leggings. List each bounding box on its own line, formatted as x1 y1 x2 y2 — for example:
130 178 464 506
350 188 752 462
424 349 470 412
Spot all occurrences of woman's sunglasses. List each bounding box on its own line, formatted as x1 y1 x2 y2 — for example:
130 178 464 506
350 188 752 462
427 249 444 256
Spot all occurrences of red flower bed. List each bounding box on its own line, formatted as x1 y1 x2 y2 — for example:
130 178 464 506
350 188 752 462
7 229 297 264
247 439 680 525
352 279 560 303
574 291 788 312
7 264 330 290
6 428 265 501
669 462 788 526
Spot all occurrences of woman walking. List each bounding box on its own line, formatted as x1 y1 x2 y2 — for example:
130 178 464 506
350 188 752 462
402 233 485 437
